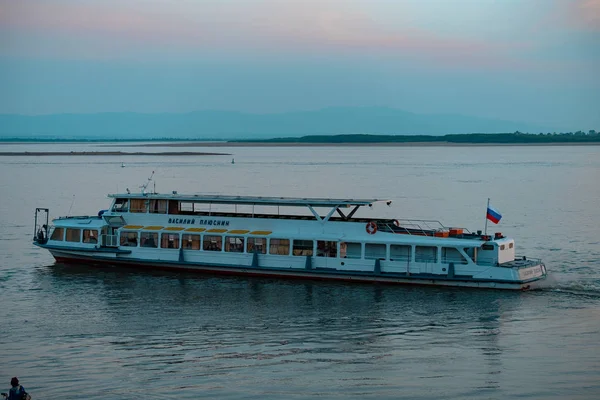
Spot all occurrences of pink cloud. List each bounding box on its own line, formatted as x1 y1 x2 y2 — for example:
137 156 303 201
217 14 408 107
572 0 600 30
548 0 600 31
0 0 535 69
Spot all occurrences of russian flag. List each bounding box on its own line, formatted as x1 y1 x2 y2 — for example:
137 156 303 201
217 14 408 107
487 206 502 224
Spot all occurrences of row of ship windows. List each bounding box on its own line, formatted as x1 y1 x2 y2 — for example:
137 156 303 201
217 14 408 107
51 228 98 243
50 227 469 263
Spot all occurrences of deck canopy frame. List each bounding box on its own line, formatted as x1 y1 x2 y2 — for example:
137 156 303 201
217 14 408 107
108 193 391 222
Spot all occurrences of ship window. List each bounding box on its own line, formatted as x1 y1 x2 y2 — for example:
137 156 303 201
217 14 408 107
390 245 411 261
130 199 147 213
179 202 195 213
181 234 200 250
293 240 314 256
415 246 437 262
463 247 476 262
50 227 64 241
500 244 506 250
365 243 386 260
168 200 179 214
317 241 337 257
269 238 290 255
140 232 159 248
509 243 513 249
150 199 167 214
120 231 139 247
247 237 267 254
66 228 81 243
161 233 180 249
225 236 245 252
442 247 467 264
341 242 361 259
112 198 129 212
203 235 222 251
82 229 98 244
482 244 494 251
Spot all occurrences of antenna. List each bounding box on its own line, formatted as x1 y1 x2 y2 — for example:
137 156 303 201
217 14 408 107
67 194 76 216
140 171 155 194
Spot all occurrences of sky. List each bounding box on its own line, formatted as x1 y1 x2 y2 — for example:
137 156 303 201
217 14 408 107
0 0 599 130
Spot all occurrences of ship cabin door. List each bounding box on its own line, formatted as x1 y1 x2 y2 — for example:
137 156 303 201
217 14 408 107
101 215 126 247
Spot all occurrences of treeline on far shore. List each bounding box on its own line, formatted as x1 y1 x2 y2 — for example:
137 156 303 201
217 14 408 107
231 131 600 144
1 130 599 144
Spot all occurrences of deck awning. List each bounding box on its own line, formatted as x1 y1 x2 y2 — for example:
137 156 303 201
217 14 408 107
108 193 389 208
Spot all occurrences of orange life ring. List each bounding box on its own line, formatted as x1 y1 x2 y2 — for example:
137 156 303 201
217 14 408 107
366 221 377 234
392 219 400 227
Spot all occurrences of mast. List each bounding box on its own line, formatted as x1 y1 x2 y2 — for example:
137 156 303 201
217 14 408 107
484 198 490 236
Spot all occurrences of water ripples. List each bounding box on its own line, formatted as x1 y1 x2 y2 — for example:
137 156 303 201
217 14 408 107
1 145 600 399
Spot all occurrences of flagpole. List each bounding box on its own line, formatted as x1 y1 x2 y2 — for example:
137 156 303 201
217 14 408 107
484 198 490 236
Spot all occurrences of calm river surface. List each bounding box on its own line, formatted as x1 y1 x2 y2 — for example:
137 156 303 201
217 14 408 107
0 143 599 399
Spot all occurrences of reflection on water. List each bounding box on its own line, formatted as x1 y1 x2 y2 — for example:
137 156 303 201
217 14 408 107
34 263 517 399
1 144 599 399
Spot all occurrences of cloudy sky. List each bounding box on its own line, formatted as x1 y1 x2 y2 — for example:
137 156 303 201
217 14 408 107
1 0 598 129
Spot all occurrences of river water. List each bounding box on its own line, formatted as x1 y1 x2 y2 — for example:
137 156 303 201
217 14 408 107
0 143 599 399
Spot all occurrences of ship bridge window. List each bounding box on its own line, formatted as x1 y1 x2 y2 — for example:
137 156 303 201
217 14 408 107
415 246 437 263
130 199 147 213
66 228 81 242
82 229 98 244
365 243 386 260
500 244 506 250
50 227 64 241
203 235 223 251
150 199 167 214
112 198 129 212
442 247 468 264
179 202 195 213
317 241 337 258
509 243 513 249
341 242 361 259
120 231 139 247
293 240 314 256
247 237 267 254
390 245 411 261
140 232 158 248
182 234 200 250
161 233 180 249
481 244 495 251
225 236 245 252
179 201 208 214
269 239 290 255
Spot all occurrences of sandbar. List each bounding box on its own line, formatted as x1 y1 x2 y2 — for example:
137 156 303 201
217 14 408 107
0 151 231 156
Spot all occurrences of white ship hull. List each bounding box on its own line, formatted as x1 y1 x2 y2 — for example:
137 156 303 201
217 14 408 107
42 246 546 291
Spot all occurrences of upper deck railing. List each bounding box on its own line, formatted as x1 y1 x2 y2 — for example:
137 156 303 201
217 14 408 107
377 219 471 236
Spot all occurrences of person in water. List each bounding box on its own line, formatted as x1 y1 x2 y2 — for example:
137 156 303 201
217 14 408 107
1 377 28 400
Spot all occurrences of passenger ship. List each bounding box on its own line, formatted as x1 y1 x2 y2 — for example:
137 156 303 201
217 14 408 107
33 191 547 290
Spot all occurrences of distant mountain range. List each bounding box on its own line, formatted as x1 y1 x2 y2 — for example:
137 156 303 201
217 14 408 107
0 107 554 140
